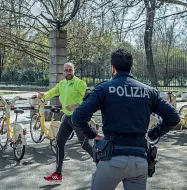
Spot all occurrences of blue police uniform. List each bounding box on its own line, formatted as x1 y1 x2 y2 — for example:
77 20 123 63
72 71 180 190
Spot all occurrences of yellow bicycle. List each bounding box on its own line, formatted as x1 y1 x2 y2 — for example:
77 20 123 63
0 96 27 161
29 96 99 155
29 96 62 155
149 114 160 129
179 103 187 130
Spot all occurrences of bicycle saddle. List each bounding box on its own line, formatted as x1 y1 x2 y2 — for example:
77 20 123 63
14 108 24 114
5 99 11 104
51 107 61 113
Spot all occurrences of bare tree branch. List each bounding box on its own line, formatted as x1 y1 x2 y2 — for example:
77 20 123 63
158 0 187 6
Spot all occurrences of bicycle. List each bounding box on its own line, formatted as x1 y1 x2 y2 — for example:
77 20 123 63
149 114 160 129
30 96 99 156
30 96 76 156
0 96 27 161
149 91 178 129
179 102 187 130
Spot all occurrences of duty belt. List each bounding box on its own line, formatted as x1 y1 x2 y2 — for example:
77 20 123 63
106 132 145 137
105 134 147 148
113 148 147 159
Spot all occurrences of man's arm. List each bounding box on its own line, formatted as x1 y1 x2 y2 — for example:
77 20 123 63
148 90 180 141
44 83 60 100
72 85 105 139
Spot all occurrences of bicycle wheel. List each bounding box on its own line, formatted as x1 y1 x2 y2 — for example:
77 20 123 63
30 114 45 143
50 139 57 156
179 105 187 129
0 119 8 150
68 131 75 140
0 132 8 150
13 144 25 161
179 105 187 116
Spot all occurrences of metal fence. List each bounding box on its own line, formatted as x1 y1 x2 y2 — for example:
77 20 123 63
76 54 187 91
1 54 187 90
132 54 187 87
76 62 111 87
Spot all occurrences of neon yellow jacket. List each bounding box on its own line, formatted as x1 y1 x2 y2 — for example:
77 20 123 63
44 76 87 115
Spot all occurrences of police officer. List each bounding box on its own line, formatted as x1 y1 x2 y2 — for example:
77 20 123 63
72 49 180 190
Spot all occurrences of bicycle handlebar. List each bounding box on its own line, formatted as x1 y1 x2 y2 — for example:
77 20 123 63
19 97 27 100
29 96 46 104
0 96 27 107
31 95 37 99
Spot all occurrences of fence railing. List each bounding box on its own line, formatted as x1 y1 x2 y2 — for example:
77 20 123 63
0 81 49 87
1 54 187 89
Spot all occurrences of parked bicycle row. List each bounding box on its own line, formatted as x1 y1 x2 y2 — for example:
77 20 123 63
0 95 100 161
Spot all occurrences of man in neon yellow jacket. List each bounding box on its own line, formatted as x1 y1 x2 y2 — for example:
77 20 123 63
38 62 93 181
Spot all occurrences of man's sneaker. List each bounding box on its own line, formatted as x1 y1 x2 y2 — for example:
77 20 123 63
44 172 63 181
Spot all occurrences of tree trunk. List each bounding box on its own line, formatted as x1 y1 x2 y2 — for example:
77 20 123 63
144 0 157 87
164 68 168 86
0 52 2 82
80 58 83 79
92 66 96 85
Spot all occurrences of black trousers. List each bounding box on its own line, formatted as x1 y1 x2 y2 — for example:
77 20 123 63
56 115 93 174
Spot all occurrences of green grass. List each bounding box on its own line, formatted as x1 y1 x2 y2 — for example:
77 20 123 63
0 92 20 95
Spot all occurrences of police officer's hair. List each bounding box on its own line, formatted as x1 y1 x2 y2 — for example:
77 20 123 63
111 49 133 72
64 62 75 69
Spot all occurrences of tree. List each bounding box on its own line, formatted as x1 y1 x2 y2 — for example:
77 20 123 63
158 0 187 6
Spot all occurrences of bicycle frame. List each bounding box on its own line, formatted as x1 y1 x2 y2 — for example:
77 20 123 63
149 114 160 129
0 96 16 140
0 96 26 144
31 98 99 142
32 98 60 140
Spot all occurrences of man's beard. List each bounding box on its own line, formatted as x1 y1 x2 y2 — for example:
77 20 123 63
65 74 73 80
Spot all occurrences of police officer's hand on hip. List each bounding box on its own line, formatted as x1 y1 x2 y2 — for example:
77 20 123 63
72 49 180 190
94 133 104 140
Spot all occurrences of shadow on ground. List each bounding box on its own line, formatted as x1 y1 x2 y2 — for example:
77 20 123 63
161 130 187 146
39 184 61 190
0 139 92 171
